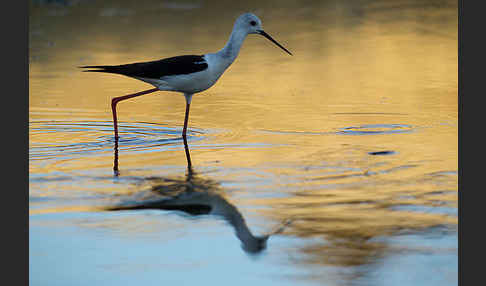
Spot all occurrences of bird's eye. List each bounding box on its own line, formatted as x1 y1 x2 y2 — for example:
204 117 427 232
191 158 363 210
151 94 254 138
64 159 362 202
250 20 256 26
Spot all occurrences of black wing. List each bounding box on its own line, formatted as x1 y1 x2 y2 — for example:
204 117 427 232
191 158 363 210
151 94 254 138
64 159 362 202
80 55 208 79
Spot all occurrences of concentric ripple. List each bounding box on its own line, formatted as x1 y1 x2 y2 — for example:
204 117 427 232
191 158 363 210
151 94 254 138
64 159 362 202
257 124 413 136
338 124 413 135
29 121 204 161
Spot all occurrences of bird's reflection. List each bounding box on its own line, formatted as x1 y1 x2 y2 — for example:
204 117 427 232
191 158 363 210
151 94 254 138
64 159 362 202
110 136 287 254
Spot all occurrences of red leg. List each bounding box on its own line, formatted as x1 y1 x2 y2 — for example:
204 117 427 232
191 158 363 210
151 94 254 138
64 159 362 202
183 134 192 171
182 102 191 137
111 88 158 139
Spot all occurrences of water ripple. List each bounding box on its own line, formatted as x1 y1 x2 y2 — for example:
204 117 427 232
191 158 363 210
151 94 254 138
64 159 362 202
29 120 204 160
257 124 413 136
338 124 413 135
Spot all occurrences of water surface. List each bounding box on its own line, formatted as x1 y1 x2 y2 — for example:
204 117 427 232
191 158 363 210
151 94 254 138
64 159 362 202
29 1 458 285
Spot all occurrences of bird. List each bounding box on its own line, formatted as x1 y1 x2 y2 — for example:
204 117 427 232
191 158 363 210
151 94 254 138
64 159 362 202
80 12 292 139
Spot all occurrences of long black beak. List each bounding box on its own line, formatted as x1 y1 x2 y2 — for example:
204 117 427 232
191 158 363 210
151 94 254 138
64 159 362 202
257 30 292 56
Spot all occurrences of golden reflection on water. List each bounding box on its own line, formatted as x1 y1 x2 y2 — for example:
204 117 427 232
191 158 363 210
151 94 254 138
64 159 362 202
29 0 457 282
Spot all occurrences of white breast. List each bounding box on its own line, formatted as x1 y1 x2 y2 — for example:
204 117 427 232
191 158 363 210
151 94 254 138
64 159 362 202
147 54 232 94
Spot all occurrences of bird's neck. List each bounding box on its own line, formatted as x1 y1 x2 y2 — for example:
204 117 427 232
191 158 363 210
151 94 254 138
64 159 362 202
217 28 248 64
222 202 259 245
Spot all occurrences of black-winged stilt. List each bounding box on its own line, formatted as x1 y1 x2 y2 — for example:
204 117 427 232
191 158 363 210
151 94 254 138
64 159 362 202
81 12 292 139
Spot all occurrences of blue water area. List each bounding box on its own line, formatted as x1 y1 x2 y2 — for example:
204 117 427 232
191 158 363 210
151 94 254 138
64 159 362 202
29 212 310 286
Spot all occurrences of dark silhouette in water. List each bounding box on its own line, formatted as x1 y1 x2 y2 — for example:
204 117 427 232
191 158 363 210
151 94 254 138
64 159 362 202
109 135 289 254
113 137 120 177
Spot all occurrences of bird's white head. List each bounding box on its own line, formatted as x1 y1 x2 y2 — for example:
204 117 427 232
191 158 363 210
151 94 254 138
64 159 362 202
234 12 263 35
233 12 292 56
